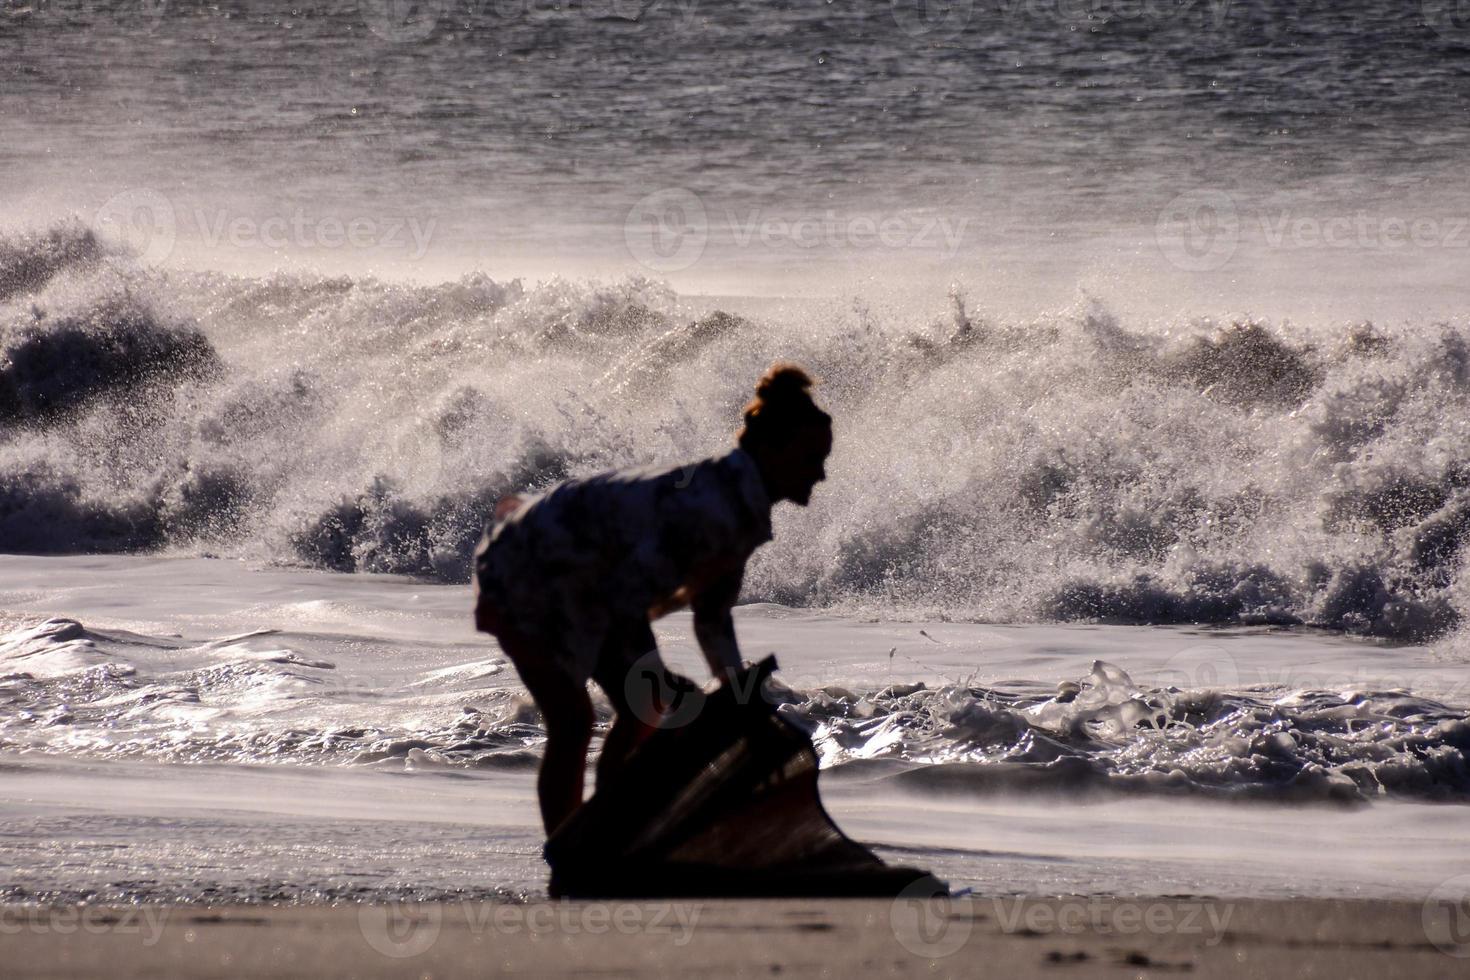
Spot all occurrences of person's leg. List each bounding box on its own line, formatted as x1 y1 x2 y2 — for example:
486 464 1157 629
592 621 689 790
496 629 593 835
535 679 593 836
595 701 656 792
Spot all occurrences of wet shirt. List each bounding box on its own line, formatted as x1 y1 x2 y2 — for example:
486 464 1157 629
474 448 772 680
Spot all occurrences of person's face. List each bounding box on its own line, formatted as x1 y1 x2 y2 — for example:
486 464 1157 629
780 424 832 506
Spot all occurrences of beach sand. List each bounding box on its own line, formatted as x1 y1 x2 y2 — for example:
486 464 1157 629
5 895 1464 979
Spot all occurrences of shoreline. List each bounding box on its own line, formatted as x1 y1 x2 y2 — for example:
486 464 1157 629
4 895 1465 979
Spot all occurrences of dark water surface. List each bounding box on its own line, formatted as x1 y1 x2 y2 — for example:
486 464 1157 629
4 1 1469 304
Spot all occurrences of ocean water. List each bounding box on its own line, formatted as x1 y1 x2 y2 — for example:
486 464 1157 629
4 0 1470 903
4 0 1470 308
3 555 1470 902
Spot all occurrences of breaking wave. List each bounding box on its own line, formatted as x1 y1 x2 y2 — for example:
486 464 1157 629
4 618 1466 805
5 224 1470 640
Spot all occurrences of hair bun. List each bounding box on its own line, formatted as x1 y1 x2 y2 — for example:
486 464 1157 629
753 364 815 405
739 363 830 452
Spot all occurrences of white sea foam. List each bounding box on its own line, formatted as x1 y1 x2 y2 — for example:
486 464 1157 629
0 553 1467 902
5 226 1470 644
2 556 1466 804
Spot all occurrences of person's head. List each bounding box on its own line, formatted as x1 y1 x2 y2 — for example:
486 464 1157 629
738 364 832 506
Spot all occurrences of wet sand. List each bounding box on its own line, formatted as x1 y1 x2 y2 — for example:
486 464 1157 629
5 895 1465 979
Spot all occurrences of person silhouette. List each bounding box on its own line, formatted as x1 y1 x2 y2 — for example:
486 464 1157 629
474 364 832 834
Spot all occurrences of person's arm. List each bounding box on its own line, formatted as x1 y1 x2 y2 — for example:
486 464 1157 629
691 568 744 681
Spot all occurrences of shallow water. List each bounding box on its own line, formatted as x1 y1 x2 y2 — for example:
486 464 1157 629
2 555 1468 901
4 554 1468 802
8 753 1469 903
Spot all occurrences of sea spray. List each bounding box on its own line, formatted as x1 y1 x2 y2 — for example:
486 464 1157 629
3 225 1470 641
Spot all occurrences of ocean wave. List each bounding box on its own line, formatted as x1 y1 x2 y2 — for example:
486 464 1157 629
0 224 104 303
4 619 1465 805
1 294 217 428
3 224 1470 639
806 660 1470 806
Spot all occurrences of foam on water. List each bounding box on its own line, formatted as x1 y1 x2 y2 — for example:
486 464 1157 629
6 225 1470 644
801 661 1470 805
4 613 1467 805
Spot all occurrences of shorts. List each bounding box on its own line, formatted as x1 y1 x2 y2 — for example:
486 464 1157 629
474 519 658 694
